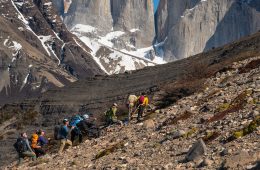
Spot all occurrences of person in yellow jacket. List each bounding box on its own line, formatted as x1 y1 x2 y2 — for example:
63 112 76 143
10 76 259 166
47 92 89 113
31 132 45 158
137 93 149 121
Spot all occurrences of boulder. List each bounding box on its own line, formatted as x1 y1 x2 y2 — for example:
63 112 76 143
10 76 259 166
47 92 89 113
223 150 255 169
143 119 155 129
186 139 207 161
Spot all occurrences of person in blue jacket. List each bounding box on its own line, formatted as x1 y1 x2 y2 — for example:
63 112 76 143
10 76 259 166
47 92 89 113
58 119 73 154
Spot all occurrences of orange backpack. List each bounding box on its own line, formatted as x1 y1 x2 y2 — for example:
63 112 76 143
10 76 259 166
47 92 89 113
31 133 39 149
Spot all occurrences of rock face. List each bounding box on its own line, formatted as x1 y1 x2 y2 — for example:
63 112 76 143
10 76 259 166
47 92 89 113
155 0 200 43
51 0 162 75
61 0 113 34
110 0 155 48
60 0 155 48
155 0 260 61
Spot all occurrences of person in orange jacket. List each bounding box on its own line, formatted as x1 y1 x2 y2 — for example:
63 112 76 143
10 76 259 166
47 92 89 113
31 132 45 158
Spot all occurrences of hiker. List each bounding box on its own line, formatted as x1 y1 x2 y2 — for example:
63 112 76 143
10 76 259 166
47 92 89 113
14 132 36 165
69 115 83 144
77 114 100 138
105 103 123 126
37 129 49 147
31 132 45 158
71 126 83 144
137 93 149 121
127 94 138 121
58 119 73 154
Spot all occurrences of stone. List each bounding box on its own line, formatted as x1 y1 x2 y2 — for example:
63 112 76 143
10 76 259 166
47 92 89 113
172 130 186 139
143 119 155 129
223 150 253 169
185 139 207 161
201 158 213 167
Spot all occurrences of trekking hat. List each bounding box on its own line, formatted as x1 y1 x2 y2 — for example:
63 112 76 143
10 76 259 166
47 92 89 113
82 114 89 120
113 103 118 107
63 118 69 123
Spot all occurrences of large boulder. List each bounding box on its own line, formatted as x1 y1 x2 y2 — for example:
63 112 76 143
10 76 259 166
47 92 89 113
186 139 207 161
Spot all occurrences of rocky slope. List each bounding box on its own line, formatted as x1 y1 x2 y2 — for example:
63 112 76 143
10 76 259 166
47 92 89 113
0 27 260 169
0 0 104 105
5 53 260 170
155 0 260 61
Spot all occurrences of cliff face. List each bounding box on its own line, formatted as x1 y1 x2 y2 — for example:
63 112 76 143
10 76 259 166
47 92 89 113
62 0 113 34
155 0 200 42
156 0 260 61
51 0 162 75
111 0 155 47
53 0 155 48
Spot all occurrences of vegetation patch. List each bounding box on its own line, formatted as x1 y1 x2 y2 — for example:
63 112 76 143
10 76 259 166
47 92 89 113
182 127 198 138
203 131 220 144
239 59 260 74
94 141 126 160
157 110 193 131
207 90 252 123
225 116 260 143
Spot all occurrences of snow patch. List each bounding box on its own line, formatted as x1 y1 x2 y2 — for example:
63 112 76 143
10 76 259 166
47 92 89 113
23 73 30 84
3 38 22 56
98 31 125 48
71 24 97 34
44 2 52 6
130 28 140 33
12 57 16 62
38 35 52 56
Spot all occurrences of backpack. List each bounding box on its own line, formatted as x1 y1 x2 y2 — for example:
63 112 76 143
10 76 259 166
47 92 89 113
138 96 145 105
54 125 62 140
31 133 39 149
13 138 27 153
69 115 83 127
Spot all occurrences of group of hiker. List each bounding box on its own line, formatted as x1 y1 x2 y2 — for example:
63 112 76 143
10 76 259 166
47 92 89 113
13 130 49 165
14 93 149 165
105 93 149 125
13 113 98 165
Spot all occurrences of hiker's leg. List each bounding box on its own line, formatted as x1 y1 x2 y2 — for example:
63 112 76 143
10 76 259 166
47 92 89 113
18 154 23 165
22 151 36 161
140 105 145 118
58 139 66 154
71 130 76 143
128 104 133 121
137 107 142 121
79 134 83 143
34 148 45 157
66 139 72 147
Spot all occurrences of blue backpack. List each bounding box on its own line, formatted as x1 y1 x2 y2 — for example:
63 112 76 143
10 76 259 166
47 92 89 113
69 115 83 127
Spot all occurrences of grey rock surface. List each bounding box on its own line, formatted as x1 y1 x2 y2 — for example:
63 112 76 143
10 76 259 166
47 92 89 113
155 0 260 61
53 0 155 48
186 139 207 161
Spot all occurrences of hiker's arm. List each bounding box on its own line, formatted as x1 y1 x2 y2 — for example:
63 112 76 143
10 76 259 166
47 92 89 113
25 139 34 152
